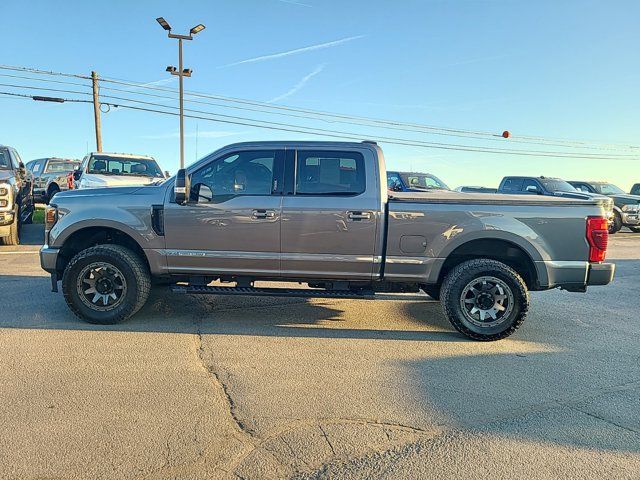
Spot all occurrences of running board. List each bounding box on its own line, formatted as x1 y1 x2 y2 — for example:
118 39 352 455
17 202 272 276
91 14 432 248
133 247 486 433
171 284 377 300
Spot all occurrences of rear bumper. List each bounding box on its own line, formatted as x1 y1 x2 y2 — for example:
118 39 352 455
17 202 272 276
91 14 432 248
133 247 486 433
536 260 615 290
586 262 616 286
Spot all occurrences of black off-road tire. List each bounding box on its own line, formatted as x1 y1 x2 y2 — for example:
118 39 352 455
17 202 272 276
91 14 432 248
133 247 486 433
609 212 622 234
62 244 151 324
440 259 529 341
46 185 60 205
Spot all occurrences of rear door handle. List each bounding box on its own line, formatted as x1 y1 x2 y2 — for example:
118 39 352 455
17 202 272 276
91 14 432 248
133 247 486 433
347 211 372 221
252 209 276 219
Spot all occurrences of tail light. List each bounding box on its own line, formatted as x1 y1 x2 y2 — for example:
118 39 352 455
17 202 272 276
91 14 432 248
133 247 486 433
586 216 608 263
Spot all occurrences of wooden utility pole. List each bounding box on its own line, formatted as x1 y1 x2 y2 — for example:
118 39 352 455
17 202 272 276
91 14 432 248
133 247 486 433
91 71 103 152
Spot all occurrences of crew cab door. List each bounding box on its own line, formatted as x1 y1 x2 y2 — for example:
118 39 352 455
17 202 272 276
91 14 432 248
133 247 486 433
163 149 285 277
280 148 381 280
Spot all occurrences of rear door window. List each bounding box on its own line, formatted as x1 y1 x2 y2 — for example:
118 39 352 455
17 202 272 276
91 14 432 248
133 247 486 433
295 150 365 195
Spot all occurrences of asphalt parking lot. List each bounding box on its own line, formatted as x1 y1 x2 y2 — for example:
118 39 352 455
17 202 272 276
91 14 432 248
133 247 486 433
1 225 639 479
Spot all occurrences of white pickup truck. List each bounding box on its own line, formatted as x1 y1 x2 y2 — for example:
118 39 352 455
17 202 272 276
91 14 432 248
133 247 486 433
74 152 166 189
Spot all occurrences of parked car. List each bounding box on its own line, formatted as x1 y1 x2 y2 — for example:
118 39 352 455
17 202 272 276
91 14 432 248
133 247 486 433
631 184 640 196
74 152 166 189
498 176 615 230
25 157 79 204
455 186 498 194
41 141 615 341
387 171 450 191
0 145 35 245
568 181 640 233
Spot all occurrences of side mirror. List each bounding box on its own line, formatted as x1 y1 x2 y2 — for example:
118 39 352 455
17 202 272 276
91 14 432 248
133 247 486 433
164 170 170 179
18 161 26 175
73 169 82 180
525 185 539 194
174 168 191 205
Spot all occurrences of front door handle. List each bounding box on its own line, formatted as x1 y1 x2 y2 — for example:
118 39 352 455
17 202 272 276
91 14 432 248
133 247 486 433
252 209 276 219
347 211 372 221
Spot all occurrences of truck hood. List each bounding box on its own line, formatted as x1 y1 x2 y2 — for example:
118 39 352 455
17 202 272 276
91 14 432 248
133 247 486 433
0 170 13 182
609 193 640 205
55 185 145 200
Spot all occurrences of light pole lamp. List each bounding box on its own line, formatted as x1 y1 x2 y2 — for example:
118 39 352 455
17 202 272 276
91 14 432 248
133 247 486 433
156 17 205 169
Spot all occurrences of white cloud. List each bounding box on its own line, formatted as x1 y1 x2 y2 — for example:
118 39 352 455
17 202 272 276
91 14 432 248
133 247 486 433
268 64 325 103
222 35 365 67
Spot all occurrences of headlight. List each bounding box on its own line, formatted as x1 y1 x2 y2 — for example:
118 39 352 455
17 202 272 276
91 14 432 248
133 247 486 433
0 187 8 196
622 204 640 213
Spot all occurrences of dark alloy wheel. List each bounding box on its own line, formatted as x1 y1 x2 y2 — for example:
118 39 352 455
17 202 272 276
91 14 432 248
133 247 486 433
441 259 529 341
62 244 151 324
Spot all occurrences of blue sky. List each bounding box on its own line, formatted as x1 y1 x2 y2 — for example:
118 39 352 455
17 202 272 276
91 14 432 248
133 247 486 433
1 0 639 189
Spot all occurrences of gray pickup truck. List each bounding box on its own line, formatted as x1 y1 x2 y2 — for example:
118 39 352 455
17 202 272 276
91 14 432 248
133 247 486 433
40 141 615 341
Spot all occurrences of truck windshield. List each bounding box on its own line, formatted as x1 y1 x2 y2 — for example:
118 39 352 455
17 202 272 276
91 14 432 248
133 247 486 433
45 160 78 173
593 183 625 195
540 179 577 193
400 173 449 190
0 151 9 169
88 155 163 178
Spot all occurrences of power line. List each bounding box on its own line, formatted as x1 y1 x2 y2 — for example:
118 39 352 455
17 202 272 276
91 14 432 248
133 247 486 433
3 65 632 151
2 82 638 160
1 65 639 158
96 92 638 159
97 75 640 151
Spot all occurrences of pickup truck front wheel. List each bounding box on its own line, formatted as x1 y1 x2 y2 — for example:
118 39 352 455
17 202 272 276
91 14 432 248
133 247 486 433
62 244 151 324
441 259 529 341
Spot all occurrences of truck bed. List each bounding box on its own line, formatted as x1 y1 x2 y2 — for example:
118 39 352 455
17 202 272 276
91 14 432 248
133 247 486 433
389 190 599 206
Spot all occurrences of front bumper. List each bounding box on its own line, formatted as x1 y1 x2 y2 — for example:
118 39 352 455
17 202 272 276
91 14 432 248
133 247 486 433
40 246 60 273
621 212 640 226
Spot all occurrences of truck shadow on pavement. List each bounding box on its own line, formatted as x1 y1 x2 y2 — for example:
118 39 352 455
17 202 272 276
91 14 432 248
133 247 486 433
0 274 464 342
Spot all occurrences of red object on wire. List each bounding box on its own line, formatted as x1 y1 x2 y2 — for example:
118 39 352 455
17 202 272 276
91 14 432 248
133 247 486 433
502 131 510 138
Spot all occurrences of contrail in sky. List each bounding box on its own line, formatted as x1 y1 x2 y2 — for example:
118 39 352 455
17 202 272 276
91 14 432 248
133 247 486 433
222 35 365 67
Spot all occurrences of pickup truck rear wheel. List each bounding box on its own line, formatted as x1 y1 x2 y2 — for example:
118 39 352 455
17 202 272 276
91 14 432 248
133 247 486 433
609 212 622 234
62 244 151 324
441 259 529 341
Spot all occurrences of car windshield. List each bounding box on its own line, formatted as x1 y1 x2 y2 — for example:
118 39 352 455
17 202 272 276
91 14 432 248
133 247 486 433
400 173 449 190
540 179 577 193
88 155 163 177
45 160 78 173
0 151 10 170
593 183 625 195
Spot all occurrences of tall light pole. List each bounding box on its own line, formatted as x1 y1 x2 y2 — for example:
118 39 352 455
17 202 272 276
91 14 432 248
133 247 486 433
156 17 205 169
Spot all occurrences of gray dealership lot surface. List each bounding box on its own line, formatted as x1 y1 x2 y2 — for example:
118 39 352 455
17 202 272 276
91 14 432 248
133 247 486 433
1 226 639 479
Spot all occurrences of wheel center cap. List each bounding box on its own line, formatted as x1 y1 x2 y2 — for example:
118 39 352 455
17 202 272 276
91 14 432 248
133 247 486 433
477 293 494 310
96 278 113 294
